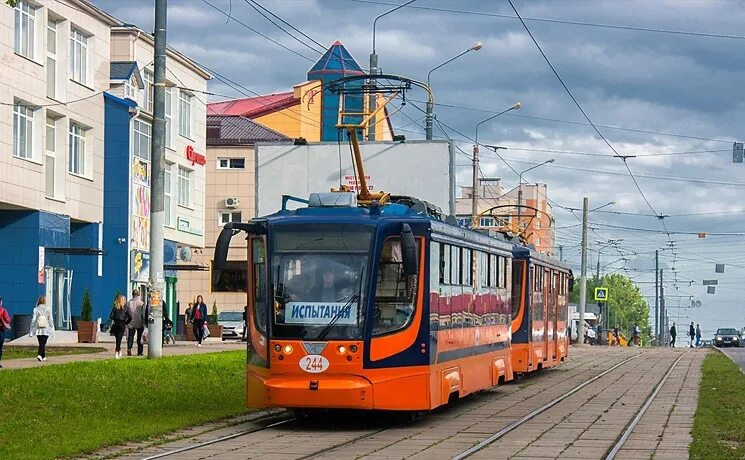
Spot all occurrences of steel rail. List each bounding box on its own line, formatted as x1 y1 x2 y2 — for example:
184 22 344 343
605 351 689 459
451 353 640 460
140 413 296 460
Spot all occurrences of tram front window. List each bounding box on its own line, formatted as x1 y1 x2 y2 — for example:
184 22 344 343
271 225 372 340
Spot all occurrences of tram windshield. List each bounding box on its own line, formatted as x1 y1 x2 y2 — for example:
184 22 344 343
271 224 372 340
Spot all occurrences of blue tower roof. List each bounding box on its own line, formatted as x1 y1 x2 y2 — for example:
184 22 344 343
308 41 365 78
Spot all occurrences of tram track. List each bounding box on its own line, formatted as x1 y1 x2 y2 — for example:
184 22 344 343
450 353 641 460
604 351 689 460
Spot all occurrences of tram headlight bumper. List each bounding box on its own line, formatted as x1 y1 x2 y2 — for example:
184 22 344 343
337 345 347 354
284 345 294 354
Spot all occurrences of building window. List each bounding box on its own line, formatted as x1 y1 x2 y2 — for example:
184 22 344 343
14 1 36 60
68 122 86 175
132 119 151 160
178 90 194 139
69 27 89 86
535 220 541 229
165 85 173 148
13 103 35 160
45 116 56 197
46 20 58 99
124 74 139 101
164 164 174 227
143 69 153 112
217 158 246 169
177 166 192 207
535 237 541 246
219 211 242 225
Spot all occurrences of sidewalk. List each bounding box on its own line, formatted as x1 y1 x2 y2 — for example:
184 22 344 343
1 339 245 370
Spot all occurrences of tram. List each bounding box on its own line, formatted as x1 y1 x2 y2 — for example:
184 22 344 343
215 194 517 411
510 246 572 373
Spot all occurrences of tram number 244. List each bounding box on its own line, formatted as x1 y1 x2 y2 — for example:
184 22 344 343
299 355 330 374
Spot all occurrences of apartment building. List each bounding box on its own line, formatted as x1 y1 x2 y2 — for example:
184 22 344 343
178 115 288 314
101 25 211 322
0 0 118 325
456 179 556 255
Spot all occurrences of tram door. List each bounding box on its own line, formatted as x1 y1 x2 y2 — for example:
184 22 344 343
543 268 550 361
551 271 559 360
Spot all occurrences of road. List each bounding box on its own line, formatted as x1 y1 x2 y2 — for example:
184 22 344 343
86 346 704 460
719 347 745 373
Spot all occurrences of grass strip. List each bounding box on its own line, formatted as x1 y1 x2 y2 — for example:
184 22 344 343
0 350 247 459
690 351 745 459
2 345 107 360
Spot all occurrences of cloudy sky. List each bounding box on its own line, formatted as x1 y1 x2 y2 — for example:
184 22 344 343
92 0 745 338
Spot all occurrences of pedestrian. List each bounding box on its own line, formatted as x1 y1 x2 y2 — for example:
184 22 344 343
632 323 641 346
184 302 193 334
109 294 131 359
190 295 208 347
612 326 620 346
695 324 702 347
689 322 695 348
669 323 676 347
126 290 146 356
29 296 54 362
596 324 603 346
0 297 11 368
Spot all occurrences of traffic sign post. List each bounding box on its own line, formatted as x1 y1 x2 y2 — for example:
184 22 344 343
594 287 609 301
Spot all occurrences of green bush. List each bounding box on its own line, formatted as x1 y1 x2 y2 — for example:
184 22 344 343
81 289 93 322
211 300 218 325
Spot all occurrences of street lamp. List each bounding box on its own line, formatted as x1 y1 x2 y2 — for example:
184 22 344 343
368 0 417 141
516 158 555 227
425 42 483 140
471 102 521 225
591 200 616 212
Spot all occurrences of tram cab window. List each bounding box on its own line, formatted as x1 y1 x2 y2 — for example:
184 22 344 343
251 238 267 334
372 237 419 336
511 260 525 319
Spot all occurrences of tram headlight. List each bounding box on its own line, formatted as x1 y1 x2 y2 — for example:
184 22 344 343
284 345 294 354
273 344 281 352
337 345 347 354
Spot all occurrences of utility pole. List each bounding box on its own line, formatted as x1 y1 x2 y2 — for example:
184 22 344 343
558 245 563 262
471 144 479 226
596 256 601 281
654 250 659 345
148 0 167 359
660 269 665 346
578 196 588 345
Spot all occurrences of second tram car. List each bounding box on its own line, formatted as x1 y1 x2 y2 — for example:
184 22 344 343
510 246 572 373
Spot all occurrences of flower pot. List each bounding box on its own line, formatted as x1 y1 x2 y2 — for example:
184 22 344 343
77 321 98 343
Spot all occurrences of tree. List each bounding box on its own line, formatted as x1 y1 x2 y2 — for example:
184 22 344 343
81 289 93 322
570 273 652 344
211 300 218 325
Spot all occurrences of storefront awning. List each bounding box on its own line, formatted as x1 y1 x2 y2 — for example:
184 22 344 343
163 264 209 271
45 247 105 255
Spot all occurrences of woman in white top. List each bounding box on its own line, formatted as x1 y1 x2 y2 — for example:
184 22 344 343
29 296 54 362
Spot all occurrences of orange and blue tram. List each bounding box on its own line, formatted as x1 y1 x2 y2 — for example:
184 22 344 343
215 193 569 412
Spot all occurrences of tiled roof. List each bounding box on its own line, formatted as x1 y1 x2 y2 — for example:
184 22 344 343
207 115 289 146
308 41 364 77
110 61 143 87
207 92 298 118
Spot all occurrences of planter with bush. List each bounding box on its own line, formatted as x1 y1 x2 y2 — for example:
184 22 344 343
77 289 98 343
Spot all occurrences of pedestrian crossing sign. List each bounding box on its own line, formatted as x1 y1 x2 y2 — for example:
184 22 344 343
594 287 609 301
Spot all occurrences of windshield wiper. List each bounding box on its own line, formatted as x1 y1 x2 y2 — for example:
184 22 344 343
314 294 360 341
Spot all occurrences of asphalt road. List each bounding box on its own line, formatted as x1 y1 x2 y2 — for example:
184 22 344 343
720 347 745 373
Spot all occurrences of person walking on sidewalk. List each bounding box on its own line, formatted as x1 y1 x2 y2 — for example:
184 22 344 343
0 297 10 368
695 324 702 347
669 323 677 347
29 296 54 362
632 323 641 346
109 294 131 359
190 295 208 347
689 322 696 348
126 290 146 356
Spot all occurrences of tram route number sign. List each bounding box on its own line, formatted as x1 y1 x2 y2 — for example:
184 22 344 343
594 287 609 301
300 354 330 374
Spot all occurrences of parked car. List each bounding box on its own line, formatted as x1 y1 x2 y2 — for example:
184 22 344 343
217 311 245 341
714 328 741 348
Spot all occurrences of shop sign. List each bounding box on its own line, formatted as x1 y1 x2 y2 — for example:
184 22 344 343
186 145 206 166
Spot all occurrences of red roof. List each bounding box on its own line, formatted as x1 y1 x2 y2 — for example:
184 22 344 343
207 92 299 118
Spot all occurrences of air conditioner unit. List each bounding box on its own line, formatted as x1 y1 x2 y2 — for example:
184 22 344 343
224 197 240 208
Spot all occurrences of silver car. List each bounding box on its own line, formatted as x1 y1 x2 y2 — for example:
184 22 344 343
217 311 245 341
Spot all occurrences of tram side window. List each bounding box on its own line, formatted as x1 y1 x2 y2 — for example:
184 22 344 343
450 245 460 285
480 252 488 288
251 238 267 334
511 260 525 319
489 254 498 287
461 248 472 286
439 243 447 284
372 238 419 336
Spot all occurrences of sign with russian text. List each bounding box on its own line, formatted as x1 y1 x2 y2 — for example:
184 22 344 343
285 302 358 325
38 246 45 284
186 145 206 166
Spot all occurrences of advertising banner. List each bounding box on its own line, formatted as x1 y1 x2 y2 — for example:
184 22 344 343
130 249 150 283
